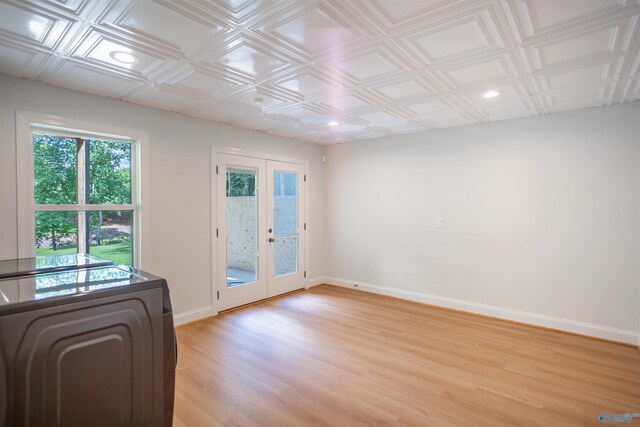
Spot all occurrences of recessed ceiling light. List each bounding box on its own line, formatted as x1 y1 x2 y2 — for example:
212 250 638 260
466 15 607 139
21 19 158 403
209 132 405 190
328 120 339 127
28 19 45 36
110 51 138 64
483 90 501 98
254 97 264 105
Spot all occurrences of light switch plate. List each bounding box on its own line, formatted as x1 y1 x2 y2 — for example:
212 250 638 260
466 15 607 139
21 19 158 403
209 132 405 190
436 217 444 228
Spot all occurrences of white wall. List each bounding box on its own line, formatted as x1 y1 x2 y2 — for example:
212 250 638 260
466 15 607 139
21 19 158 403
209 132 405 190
0 74 325 321
1 73 637 343
324 102 640 343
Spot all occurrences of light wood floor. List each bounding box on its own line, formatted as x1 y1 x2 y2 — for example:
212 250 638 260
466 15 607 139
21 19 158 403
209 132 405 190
173 285 640 426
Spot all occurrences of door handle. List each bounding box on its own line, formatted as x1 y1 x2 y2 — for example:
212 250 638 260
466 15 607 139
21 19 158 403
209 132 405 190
268 238 275 243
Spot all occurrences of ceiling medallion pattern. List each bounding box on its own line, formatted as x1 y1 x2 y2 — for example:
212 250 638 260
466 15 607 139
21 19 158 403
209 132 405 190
0 0 638 144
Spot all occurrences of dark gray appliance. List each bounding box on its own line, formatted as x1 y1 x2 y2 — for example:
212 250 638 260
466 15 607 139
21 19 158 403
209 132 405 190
0 256 176 427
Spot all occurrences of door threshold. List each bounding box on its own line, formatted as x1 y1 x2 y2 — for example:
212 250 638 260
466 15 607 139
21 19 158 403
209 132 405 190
218 288 305 315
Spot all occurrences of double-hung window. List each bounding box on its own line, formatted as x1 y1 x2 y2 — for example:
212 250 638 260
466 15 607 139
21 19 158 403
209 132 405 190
17 113 147 267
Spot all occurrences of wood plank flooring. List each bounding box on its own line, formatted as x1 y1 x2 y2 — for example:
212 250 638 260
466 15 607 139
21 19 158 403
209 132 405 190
173 285 640 426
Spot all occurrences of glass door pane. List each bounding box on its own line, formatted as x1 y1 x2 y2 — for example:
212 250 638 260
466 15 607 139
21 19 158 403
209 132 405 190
273 171 297 277
226 166 258 287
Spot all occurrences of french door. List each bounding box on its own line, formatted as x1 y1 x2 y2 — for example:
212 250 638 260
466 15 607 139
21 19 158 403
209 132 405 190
216 153 305 311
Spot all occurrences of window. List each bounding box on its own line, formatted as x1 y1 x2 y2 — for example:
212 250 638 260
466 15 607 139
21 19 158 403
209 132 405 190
17 113 148 267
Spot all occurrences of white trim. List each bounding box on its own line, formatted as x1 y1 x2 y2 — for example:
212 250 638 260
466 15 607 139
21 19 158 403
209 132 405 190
210 146 309 313
212 145 310 166
18 112 145 142
174 278 325 326
15 111 150 269
210 147 217 313
305 276 326 289
135 126 150 269
34 204 136 211
266 160 306 297
215 153 269 311
173 306 217 326
324 277 640 346
16 112 35 258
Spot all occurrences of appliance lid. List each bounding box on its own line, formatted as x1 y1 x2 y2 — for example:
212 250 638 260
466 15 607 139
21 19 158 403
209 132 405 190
0 265 149 307
0 254 113 279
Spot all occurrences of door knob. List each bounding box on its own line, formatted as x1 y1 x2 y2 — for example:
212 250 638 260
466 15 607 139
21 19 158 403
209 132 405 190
268 238 275 243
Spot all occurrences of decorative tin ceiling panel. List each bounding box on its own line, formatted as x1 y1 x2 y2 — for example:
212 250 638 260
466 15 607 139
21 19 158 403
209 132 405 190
0 0 638 144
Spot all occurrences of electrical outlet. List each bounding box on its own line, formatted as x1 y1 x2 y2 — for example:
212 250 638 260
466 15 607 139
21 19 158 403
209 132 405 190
436 217 444 228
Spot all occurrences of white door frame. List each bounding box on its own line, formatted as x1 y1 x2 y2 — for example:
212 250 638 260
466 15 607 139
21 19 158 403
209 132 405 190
215 153 268 311
210 146 309 313
266 159 306 298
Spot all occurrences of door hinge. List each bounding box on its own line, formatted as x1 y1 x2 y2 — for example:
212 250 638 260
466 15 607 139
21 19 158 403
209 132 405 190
304 174 306 182
216 228 219 237
304 271 307 278
304 223 307 230
217 291 220 300
216 165 219 174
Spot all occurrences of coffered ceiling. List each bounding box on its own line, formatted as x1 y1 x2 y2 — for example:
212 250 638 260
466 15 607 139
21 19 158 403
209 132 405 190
0 0 639 144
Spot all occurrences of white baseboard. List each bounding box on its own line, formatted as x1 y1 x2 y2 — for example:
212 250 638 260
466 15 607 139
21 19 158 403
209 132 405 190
173 305 217 326
306 276 326 288
323 277 640 346
173 278 326 325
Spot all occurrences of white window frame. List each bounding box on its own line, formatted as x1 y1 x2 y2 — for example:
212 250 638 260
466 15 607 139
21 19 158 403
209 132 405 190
16 112 149 268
